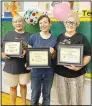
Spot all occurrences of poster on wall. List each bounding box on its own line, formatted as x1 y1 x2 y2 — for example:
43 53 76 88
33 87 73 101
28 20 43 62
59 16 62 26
2 1 92 20
2 1 24 18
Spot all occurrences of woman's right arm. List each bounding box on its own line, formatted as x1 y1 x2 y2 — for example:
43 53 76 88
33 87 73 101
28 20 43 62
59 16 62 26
2 52 10 59
28 34 35 48
2 32 10 59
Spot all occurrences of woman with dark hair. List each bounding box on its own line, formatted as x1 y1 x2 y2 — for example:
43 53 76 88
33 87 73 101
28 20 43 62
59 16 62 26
28 15 56 105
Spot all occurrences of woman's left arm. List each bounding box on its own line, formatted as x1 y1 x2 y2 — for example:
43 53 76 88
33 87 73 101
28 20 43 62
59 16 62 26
64 55 91 71
83 56 91 67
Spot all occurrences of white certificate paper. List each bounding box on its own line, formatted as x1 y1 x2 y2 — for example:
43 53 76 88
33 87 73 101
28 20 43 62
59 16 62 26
29 51 48 65
60 48 80 63
5 42 20 55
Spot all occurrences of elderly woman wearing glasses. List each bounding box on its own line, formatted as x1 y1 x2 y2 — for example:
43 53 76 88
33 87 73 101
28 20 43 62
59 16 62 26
55 11 91 105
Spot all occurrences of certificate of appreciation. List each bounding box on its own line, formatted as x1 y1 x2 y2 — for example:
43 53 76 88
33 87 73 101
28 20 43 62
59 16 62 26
3 41 22 57
57 44 83 66
26 48 51 68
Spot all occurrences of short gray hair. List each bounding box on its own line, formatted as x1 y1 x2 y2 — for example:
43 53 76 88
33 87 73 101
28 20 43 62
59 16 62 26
12 15 25 22
64 11 80 26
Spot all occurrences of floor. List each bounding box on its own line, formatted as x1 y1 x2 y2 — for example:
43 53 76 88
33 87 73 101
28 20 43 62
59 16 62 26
1 92 30 105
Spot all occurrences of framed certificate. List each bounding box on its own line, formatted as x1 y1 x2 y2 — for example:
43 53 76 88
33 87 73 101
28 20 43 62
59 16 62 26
3 41 22 57
26 48 51 68
57 44 83 66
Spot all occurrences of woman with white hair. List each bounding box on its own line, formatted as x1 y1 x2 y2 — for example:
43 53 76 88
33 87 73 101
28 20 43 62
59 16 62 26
55 11 91 105
2 15 30 105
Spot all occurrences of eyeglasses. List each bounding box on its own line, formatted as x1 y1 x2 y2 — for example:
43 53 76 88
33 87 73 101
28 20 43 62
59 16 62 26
65 21 77 26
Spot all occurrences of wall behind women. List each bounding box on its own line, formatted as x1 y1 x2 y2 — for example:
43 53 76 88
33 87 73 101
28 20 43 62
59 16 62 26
2 21 92 73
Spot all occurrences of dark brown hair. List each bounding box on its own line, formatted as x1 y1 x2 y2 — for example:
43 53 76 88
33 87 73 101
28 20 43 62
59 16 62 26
38 15 51 23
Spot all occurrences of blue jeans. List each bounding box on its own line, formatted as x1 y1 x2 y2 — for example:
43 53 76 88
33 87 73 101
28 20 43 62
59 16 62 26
31 74 54 105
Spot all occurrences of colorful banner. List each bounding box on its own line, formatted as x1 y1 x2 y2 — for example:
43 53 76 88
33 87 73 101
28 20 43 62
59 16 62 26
2 1 92 21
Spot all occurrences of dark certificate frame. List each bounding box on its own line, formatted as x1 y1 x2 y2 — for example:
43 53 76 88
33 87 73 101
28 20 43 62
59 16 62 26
26 48 51 68
57 44 83 66
3 41 22 57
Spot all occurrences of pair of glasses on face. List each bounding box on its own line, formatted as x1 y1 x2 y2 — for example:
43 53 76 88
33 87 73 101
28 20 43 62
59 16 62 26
65 21 77 27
